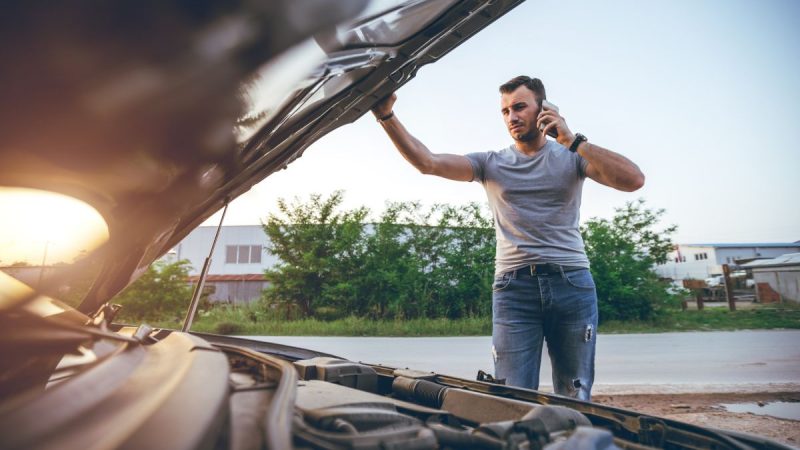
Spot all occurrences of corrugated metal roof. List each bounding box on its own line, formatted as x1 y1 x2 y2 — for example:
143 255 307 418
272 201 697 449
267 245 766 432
682 243 800 248
740 253 800 269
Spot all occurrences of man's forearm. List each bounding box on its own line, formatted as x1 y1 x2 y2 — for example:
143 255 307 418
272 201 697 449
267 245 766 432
578 142 645 192
378 115 437 174
372 93 473 182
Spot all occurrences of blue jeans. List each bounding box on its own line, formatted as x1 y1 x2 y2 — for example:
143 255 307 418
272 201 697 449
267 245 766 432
491 267 598 400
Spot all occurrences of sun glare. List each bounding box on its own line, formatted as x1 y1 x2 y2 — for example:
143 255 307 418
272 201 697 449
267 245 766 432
0 187 109 266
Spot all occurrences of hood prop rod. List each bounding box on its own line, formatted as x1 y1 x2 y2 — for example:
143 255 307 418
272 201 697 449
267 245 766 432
182 200 229 332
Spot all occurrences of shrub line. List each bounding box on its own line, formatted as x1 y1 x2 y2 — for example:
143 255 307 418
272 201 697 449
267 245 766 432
171 304 800 336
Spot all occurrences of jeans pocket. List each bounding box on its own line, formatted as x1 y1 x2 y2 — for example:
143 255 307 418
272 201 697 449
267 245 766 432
563 269 595 289
492 273 513 292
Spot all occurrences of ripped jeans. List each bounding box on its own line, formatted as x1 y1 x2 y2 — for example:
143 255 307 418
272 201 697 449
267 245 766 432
491 266 598 401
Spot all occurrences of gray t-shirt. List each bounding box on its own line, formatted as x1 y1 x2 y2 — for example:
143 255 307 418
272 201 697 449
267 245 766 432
466 140 590 274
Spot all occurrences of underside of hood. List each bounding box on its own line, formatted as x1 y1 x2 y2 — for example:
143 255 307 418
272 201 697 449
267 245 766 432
0 0 525 315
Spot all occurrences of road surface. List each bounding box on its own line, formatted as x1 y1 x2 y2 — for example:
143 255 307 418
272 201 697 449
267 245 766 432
251 330 800 394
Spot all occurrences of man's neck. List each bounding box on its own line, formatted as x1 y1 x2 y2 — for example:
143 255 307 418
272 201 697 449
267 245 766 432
513 134 548 157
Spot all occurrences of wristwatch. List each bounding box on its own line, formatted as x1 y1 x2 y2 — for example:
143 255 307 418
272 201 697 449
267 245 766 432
377 111 395 122
569 133 587 153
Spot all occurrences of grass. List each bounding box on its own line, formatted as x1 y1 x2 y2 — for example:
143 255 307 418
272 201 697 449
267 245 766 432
189 312 493 336
600 303 800 334
149 301 800 336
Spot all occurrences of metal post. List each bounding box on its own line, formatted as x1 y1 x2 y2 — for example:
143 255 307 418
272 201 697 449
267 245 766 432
722 264 736 311
182 202 228 332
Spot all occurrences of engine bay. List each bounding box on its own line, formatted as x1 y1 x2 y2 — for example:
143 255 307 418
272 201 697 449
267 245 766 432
225 347 626 450
1 325 789 450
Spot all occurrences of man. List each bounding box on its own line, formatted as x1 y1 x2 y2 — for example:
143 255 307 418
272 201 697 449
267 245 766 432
371 76 644 400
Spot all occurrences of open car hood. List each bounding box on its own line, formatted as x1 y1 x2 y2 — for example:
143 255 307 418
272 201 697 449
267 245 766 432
0 0 524 315
2 4 796 450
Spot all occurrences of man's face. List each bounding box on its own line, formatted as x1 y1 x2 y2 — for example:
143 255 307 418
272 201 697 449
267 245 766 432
500 86 541 142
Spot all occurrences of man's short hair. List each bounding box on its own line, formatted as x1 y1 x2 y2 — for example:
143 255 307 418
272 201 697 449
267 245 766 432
499 76 546 104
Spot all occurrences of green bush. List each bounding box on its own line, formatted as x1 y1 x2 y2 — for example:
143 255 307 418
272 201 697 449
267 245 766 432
214 321 243 335
261 193 494 321
258 193 681 325
582 199 680 322
114 260 194 323
314 306 344 321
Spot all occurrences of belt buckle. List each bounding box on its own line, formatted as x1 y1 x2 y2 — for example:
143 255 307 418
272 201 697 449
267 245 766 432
532 263 559 275
530 264 561 275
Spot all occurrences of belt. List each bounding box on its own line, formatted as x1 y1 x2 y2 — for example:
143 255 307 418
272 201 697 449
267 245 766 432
510 263 586 277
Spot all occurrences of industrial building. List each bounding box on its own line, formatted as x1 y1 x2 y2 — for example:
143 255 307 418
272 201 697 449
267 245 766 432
654 242 800 282
741 253 800 303
166 225 276 304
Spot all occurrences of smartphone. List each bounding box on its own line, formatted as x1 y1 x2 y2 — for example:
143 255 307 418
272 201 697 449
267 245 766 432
540 99 559 138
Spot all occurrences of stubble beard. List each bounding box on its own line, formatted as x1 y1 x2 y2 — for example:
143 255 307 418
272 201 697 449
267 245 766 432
513 127 539 143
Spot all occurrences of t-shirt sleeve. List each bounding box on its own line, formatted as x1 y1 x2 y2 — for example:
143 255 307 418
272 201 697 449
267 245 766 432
465 152 488 183
576 153 589 179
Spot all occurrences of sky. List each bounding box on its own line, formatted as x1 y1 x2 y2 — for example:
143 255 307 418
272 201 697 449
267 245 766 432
205 0 800 244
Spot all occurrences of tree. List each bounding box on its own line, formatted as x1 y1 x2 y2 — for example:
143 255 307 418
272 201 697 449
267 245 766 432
259 193 497 320
355 201 418 319
261 191 368 318
114 259 194 322
377 201 452 319
581 199 678 322
435 203 495 318
356 201 495 319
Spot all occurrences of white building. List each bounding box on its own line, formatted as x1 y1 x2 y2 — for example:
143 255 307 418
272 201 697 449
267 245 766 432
166 225 278 304
167 223 380 304
654 242 800 281
170 225 278 275
741 253 800 303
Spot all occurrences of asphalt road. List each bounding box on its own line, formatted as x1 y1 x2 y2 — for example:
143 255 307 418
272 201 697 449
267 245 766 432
252 330 800 394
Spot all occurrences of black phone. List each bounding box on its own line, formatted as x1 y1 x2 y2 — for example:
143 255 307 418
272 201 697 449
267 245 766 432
540 99 559 138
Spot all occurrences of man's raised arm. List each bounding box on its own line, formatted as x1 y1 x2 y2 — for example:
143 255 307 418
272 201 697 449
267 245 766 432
575 142 645 192
372 94 474 182
538 106 645 192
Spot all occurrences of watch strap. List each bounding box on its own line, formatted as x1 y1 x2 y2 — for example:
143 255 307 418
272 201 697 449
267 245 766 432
569 133 587 153
377 111 395 122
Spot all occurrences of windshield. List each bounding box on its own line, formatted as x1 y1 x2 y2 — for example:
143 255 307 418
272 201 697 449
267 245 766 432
0 187 109 309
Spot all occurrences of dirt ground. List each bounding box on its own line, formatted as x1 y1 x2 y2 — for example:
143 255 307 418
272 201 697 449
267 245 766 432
593 391 800 447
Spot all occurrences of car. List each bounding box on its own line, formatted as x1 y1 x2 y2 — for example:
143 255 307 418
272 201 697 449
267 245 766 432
0 1 792 449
